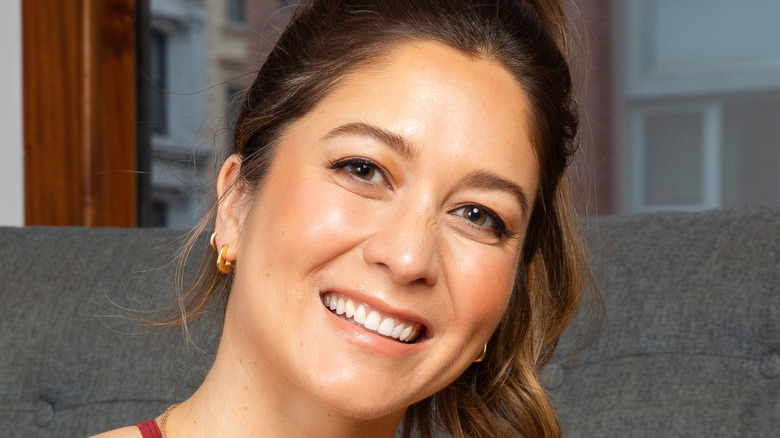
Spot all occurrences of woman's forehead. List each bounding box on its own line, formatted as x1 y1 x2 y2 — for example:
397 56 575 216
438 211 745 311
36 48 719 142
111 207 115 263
300 40 539 195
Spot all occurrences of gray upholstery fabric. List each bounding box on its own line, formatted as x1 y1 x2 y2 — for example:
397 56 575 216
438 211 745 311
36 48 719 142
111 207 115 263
0 227 219 437
0 207 778 436
547 207 780 437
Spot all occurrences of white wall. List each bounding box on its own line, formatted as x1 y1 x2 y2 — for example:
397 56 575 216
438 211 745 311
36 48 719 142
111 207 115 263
0 0 23 226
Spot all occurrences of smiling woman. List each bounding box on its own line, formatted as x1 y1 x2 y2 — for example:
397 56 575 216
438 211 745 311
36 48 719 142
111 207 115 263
93 1 591 437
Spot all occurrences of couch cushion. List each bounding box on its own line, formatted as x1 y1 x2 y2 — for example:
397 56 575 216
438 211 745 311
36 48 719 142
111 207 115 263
548 207 780 437
2 207 778 437
0 227 219 437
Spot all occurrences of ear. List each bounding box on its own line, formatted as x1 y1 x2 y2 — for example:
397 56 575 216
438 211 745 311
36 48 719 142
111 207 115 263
213 154 249 261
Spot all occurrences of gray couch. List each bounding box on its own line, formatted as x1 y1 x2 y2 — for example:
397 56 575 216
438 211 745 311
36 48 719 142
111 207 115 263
1 208 778 437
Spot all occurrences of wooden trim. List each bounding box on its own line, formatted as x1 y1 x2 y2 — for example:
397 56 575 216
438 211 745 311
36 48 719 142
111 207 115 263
23 0 137 226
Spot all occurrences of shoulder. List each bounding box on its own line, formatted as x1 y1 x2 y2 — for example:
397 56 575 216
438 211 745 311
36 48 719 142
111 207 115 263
89 425 143 438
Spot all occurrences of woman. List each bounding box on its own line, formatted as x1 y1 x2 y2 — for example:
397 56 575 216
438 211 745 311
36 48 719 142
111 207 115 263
97 0 589 436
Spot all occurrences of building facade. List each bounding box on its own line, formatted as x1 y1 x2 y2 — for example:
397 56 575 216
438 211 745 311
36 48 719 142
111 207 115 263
148 0 251 228
152 0 780 220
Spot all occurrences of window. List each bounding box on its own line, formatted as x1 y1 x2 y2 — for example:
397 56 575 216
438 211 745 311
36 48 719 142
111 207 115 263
619 0 780 212
226 85 244 142
228 0 245 25
629 104 722 212
149 29 167 135
151 198 169 228
143 0 251 228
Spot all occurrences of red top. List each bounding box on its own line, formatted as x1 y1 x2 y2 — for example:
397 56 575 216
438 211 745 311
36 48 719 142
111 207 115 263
136 420 162 438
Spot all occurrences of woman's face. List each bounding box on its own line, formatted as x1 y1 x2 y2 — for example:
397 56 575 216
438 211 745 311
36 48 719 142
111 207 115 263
216 41 539 420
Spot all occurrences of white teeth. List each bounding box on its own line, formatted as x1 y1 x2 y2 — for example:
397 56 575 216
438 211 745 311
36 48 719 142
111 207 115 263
345 299 356 318
354 304 367 324
377 317 395 336
364 311 381 331
322 293 421 343
399 325 413 342
391 323 404 339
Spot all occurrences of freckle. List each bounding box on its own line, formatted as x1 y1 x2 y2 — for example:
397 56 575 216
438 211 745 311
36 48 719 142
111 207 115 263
244 386 248 391
239 358 243 364
244 406 249 411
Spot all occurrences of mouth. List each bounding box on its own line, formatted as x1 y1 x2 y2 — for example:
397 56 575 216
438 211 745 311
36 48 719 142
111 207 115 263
321 292 425 343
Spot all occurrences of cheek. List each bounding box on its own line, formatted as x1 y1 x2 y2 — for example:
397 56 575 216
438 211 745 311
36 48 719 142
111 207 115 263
299 192 362 243
449 245 518 332
264 174 372 266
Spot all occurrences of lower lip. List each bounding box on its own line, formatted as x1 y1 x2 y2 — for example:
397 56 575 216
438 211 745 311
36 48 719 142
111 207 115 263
320 304 426 357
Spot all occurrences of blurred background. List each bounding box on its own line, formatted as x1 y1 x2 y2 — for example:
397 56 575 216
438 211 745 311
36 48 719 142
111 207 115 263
3 0 779 229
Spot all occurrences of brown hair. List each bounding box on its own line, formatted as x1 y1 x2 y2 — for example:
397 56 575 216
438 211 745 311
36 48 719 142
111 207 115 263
173 1 591 436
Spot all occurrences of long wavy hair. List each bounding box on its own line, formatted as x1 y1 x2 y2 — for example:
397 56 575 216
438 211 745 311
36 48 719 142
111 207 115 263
169 1 590 436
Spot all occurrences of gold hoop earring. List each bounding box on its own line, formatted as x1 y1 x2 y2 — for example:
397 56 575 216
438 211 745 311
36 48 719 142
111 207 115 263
210 231 218 250
473 343 487 363
217 244 233 274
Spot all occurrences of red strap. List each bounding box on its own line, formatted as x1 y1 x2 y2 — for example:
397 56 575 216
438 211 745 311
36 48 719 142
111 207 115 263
136 420 163 438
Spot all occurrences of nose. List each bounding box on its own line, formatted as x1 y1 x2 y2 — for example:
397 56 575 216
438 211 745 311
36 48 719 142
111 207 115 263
362 204 440 287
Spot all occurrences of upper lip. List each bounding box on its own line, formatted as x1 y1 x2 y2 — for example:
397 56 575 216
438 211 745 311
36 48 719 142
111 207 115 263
319 286 433 338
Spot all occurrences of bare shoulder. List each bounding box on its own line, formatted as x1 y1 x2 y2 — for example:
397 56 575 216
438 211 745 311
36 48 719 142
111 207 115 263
89 426 142 438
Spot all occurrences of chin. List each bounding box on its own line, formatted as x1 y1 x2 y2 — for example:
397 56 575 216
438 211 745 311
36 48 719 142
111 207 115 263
321 391 417 421
300 365 429 421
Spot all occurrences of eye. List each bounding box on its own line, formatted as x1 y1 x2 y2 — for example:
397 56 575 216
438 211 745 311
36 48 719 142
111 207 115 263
349 162 377 181
328 157 390 187
463 206 491 226
451 205 510 238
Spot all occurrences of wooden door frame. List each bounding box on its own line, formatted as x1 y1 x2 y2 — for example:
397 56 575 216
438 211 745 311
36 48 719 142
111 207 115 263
23 0 138 226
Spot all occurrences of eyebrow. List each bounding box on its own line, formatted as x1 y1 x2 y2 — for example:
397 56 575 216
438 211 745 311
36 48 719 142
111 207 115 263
461 169 531 219
322 122 417 162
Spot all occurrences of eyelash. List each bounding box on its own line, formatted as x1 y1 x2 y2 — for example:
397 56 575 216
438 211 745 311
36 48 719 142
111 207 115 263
328 157 513 239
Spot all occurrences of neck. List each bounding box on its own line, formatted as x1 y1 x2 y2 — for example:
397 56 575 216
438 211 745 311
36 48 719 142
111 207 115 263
166 318 405 438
